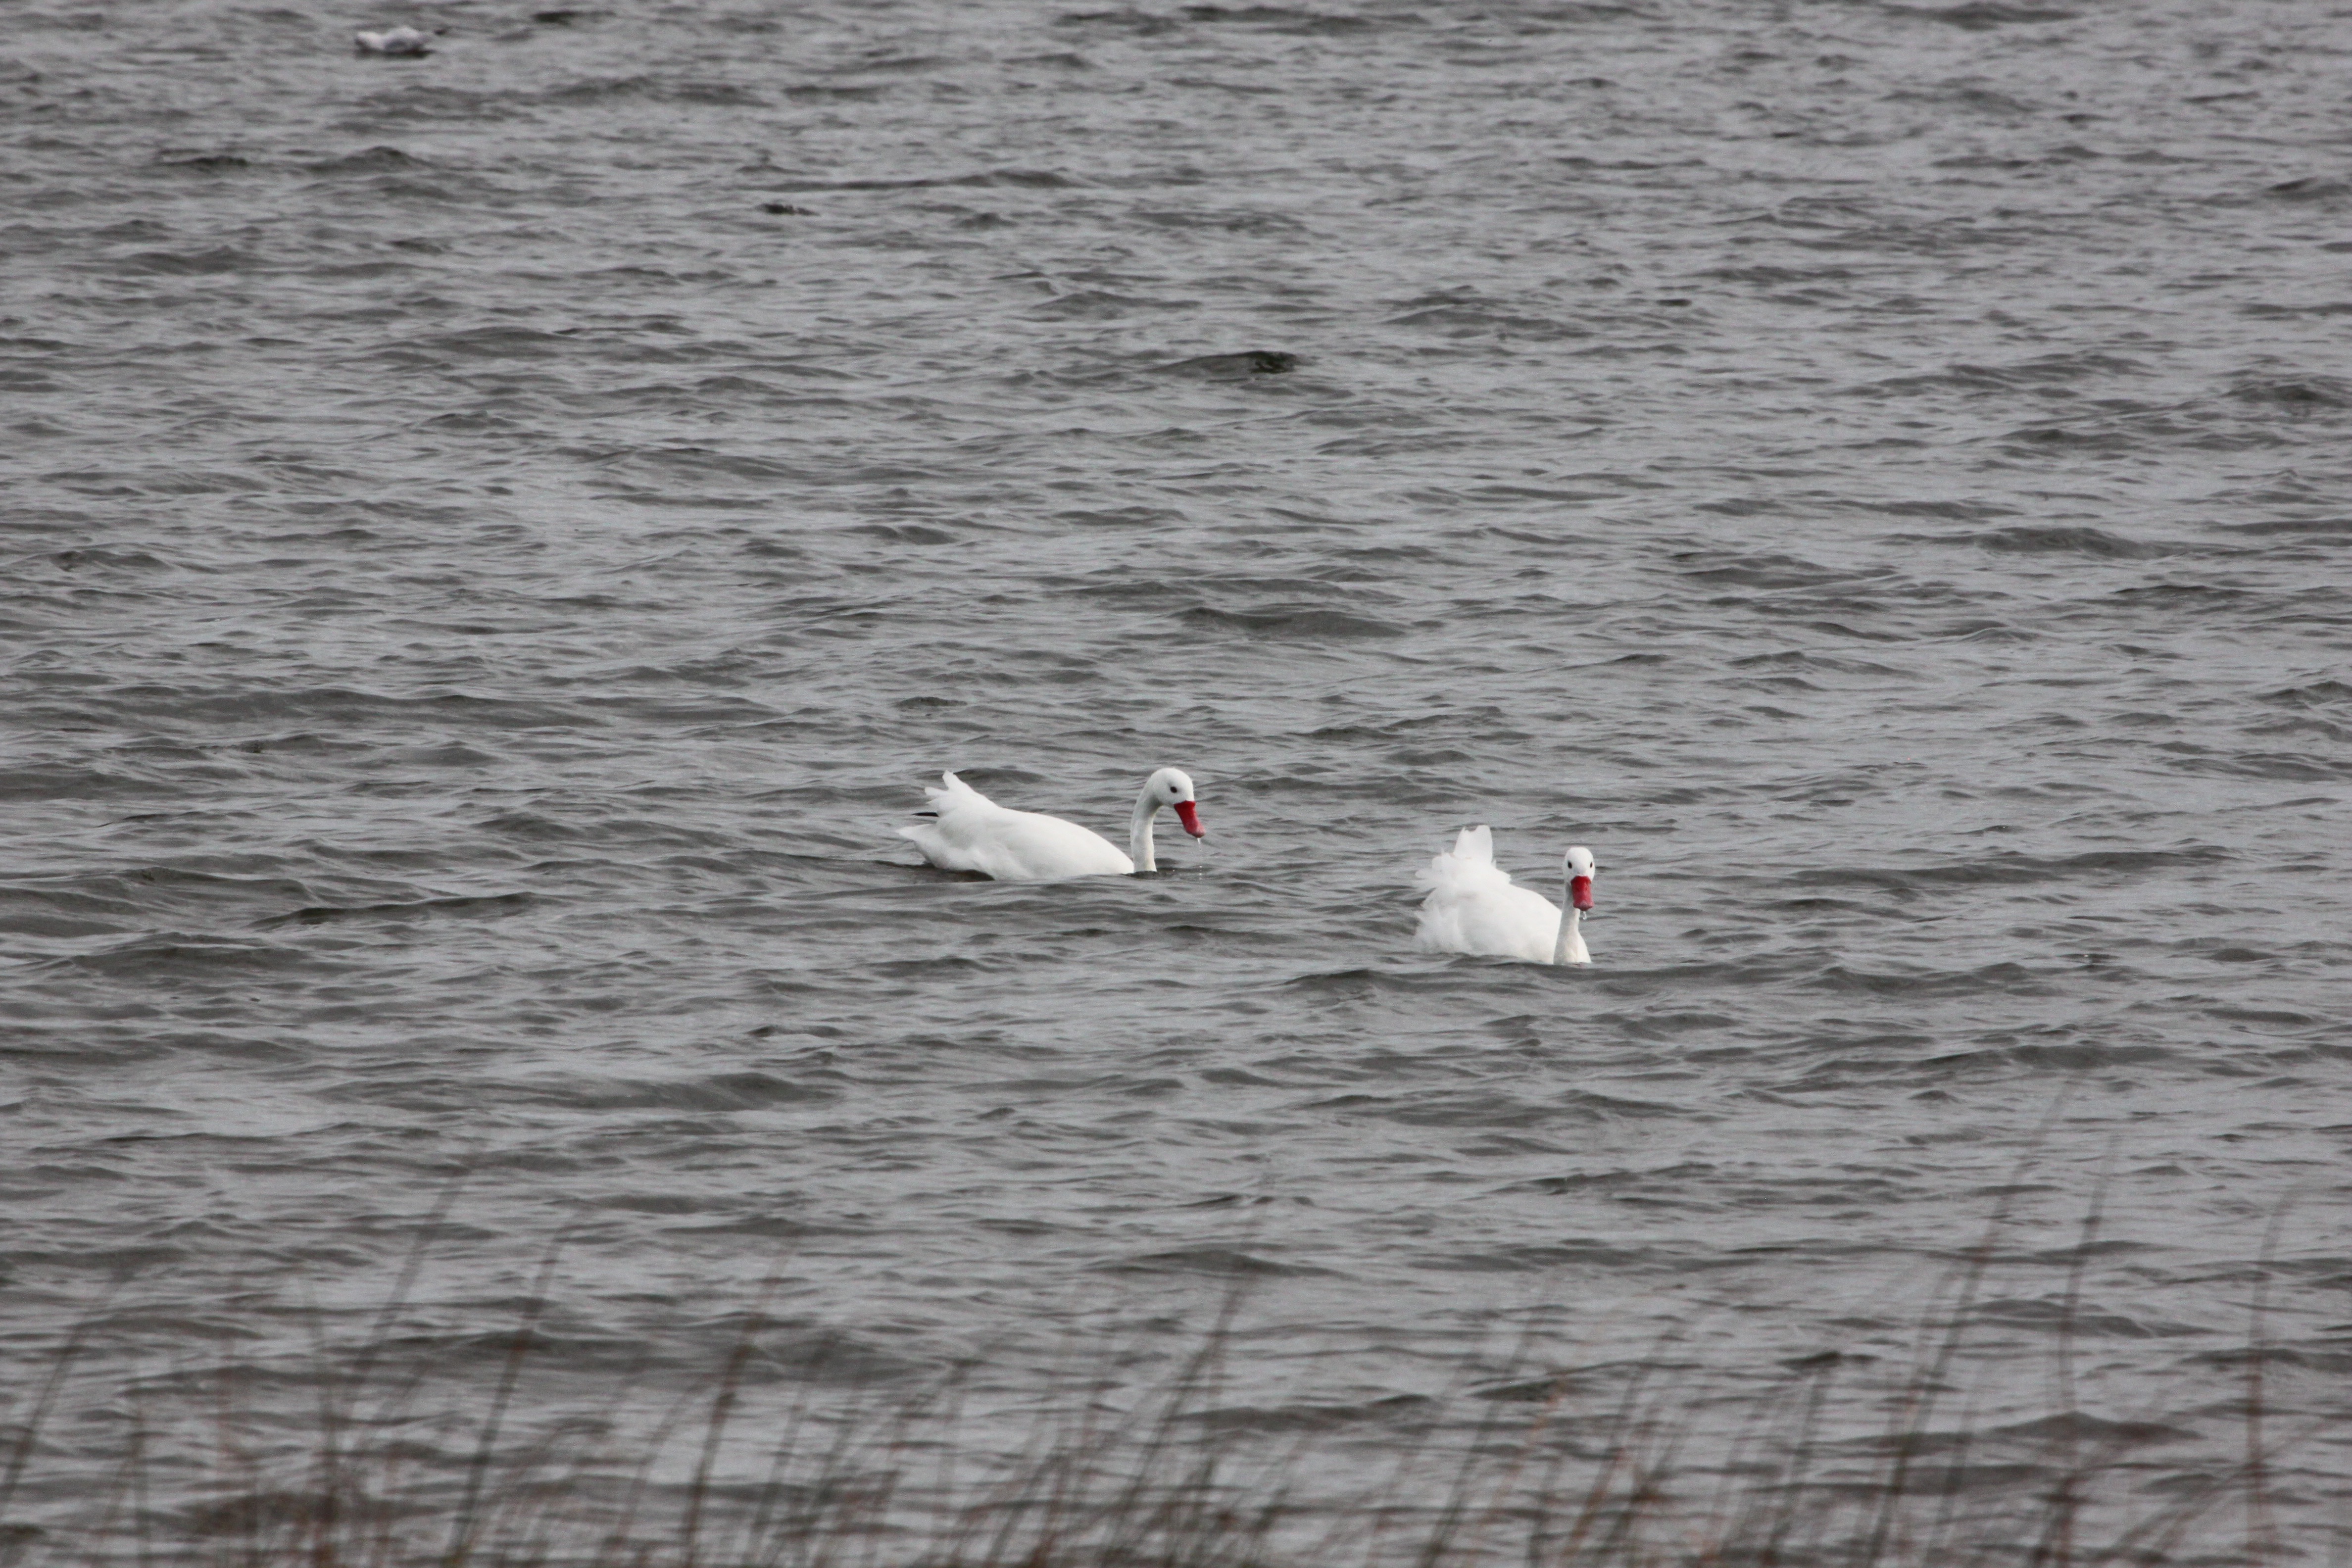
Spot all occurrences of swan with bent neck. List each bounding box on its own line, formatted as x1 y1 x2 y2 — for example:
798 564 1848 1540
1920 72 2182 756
899 768 1205 882
1413 828 1599 966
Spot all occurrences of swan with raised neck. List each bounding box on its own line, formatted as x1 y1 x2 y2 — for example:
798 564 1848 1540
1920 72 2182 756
1412 827 1600 965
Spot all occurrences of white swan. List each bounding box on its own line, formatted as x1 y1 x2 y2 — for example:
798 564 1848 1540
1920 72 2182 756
1413 827 1597 965
899 768 1205 882
354 25 435 54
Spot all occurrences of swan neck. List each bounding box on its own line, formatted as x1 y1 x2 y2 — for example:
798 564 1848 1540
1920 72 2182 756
1553 907 1579 966
1129 789 1161 873
1553 870 1584 966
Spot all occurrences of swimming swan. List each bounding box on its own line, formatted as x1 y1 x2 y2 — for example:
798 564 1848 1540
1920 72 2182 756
354 26 435 54
1413 827 1596 965
899 768 1205 882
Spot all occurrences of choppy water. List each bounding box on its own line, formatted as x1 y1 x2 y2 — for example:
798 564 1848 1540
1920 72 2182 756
6 0 2352 1551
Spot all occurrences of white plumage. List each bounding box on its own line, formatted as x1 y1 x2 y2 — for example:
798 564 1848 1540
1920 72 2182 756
354 26 435 54
898 769 1203 882
1413 827 1596 966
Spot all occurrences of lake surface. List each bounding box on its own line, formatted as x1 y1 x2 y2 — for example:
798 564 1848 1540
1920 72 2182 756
4 0 2350 1553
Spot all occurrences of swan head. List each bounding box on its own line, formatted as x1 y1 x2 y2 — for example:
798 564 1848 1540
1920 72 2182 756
1145 767 1206 838
1564 845 1596 911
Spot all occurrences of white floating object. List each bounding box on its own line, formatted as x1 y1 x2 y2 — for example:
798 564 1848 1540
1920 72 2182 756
354 25 435 54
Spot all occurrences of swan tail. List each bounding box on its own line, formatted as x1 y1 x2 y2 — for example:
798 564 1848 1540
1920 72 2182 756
922 771 991 812
903 772 997 871
1413 824 1499 892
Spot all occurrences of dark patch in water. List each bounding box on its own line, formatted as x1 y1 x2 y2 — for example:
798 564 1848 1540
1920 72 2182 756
1163 349 1298 377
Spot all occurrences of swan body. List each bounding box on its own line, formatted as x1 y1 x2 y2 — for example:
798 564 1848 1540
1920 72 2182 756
899 768 1204 882
354 26 435 54
1414 827 1597 965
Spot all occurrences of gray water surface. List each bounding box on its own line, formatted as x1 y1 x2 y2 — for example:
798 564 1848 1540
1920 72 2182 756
5 0 2351 1549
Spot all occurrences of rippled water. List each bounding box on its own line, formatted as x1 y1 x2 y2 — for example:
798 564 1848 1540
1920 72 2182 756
6 0 2352 1550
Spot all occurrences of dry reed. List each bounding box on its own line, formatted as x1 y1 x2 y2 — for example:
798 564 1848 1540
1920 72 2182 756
0 1195 2331 1568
